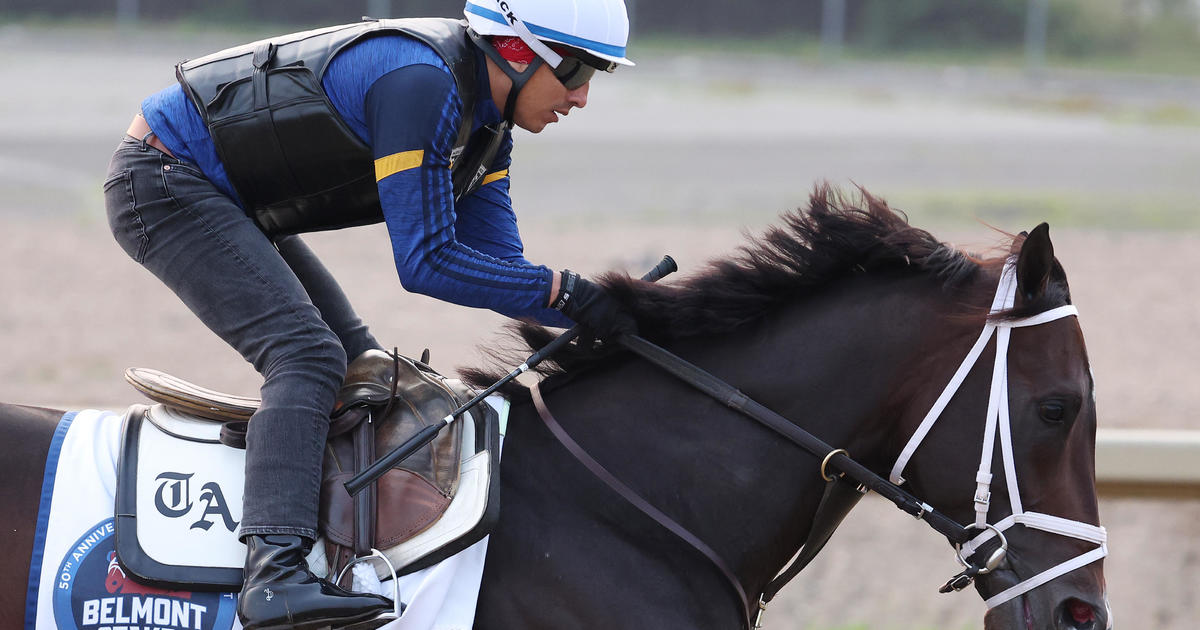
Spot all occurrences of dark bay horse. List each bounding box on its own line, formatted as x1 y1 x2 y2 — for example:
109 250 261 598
2 187 1108 629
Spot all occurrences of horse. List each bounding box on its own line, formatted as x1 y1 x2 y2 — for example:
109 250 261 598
1 186 1108 630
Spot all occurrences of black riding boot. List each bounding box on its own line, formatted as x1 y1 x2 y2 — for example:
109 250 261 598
237 534 394 630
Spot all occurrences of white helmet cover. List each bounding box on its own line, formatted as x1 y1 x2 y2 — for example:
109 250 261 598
464 0 634 68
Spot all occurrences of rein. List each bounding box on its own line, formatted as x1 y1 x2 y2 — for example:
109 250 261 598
531 259 1106 628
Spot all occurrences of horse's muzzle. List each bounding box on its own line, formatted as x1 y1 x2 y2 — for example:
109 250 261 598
982 580 1110 630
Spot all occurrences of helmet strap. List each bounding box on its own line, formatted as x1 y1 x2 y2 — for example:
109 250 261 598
498 3 564 68
471 29 545 124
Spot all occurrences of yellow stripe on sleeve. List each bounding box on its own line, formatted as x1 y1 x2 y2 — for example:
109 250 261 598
481 169 509 187
374 150 425 181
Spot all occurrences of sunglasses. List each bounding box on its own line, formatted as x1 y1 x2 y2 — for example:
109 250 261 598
551 55 597 90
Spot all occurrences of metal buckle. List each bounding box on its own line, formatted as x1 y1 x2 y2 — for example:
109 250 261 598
940 572 976 593
752 597 768 629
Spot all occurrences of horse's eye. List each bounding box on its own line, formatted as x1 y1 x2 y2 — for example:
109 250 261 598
1039 401 1066 424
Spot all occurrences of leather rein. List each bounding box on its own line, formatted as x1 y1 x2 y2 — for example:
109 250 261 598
528 260 1103 629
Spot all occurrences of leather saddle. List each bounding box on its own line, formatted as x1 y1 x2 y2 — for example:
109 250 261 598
124 348 496 586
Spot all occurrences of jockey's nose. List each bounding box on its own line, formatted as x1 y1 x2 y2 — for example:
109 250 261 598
567 82 589 109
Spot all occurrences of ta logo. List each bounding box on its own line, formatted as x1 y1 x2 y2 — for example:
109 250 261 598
154 472 240 532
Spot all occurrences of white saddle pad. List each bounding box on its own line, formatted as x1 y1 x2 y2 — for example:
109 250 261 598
25 404 508 630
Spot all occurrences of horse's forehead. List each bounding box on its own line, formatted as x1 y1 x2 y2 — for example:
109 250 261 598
1007 318 1093 396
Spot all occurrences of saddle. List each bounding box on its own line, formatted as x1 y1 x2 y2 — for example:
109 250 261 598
117 349 501 589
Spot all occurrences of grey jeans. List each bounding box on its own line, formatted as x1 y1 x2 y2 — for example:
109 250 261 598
104 135 380 540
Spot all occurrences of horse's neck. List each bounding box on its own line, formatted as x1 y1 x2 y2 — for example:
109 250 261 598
668 275 955 577
511 273 956 613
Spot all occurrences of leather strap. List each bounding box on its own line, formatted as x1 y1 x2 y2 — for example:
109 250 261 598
352 412 376 557
250 42 276 111
618 336 971 546
219 421 248 449
125 113 176 158
760 477 865 603
530 383 754 630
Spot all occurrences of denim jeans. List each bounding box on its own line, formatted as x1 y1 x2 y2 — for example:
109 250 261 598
104 135 381 540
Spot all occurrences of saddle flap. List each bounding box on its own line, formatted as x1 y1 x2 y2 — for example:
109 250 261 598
114 404 248 589
321 352 467 553
125 367 258 422
319 350 504 581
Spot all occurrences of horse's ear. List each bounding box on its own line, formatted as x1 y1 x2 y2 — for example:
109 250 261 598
1016 223 1054 299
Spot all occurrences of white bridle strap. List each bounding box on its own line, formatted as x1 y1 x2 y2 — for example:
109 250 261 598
887 260 1104 609
1007 305 1079 328
962 513 1107 557
984 545 1108 608
889 323 996 485
976 321 1012 527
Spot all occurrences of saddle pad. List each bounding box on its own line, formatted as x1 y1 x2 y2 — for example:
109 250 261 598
25 409 240 630
115 398 505 588
27 405 510 630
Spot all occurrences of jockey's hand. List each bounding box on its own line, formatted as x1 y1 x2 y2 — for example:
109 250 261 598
552 270 639 344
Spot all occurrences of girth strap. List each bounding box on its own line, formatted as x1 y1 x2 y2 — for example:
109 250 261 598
530 383 755 630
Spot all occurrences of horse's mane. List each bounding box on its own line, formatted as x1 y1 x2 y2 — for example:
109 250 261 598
462 184 1011 395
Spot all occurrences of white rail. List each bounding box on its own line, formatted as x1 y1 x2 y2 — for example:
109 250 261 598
1095 428 1200 498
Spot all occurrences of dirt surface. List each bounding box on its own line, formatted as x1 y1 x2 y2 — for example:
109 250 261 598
2 23 1198 629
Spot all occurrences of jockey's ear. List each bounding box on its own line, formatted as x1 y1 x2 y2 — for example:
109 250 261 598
1016 222 1054 300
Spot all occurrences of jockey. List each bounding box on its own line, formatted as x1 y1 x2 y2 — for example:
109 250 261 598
102 0 635 628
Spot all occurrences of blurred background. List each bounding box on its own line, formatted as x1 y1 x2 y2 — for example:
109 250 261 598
2 1 1198 628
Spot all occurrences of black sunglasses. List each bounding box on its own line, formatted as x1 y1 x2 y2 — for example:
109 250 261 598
551 55 596 90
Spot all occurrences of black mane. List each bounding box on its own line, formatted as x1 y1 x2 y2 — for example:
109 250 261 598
462 185 980 393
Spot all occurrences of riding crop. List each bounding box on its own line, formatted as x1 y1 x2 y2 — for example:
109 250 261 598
344 255 679 497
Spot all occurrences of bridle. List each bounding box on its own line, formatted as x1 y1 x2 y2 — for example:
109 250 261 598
890 258 1107 608
531 258 1107 628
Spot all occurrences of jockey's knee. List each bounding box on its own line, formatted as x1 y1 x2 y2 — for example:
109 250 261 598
260 329 348 398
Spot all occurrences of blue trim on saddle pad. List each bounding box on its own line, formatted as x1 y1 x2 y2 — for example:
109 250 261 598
24 411 76 630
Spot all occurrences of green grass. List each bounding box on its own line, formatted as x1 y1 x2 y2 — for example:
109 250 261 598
634 31 825 60
887 189 1200 232
534 189 1200 235
0 13 310 39
5 14 1198 77
632 31 1200 78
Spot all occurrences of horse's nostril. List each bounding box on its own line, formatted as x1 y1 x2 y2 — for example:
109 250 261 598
1060 598 1099 630
1068 599 1094 624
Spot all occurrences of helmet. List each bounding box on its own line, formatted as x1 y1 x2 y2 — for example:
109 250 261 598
464 0 634 70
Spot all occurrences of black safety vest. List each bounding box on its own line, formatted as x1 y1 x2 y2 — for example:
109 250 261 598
176 18 493 236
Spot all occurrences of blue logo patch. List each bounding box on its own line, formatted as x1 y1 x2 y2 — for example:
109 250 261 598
52 518 237 630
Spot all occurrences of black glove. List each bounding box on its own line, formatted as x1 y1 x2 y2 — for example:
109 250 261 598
552 270 639 343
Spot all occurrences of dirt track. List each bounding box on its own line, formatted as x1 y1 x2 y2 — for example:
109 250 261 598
2 22 1198 629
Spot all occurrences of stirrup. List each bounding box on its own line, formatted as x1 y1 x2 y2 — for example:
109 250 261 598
335 548 403 623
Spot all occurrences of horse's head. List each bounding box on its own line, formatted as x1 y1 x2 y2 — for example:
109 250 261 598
894 224 1109 630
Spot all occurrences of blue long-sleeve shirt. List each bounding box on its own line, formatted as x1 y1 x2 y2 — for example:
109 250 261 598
141 34 572 327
